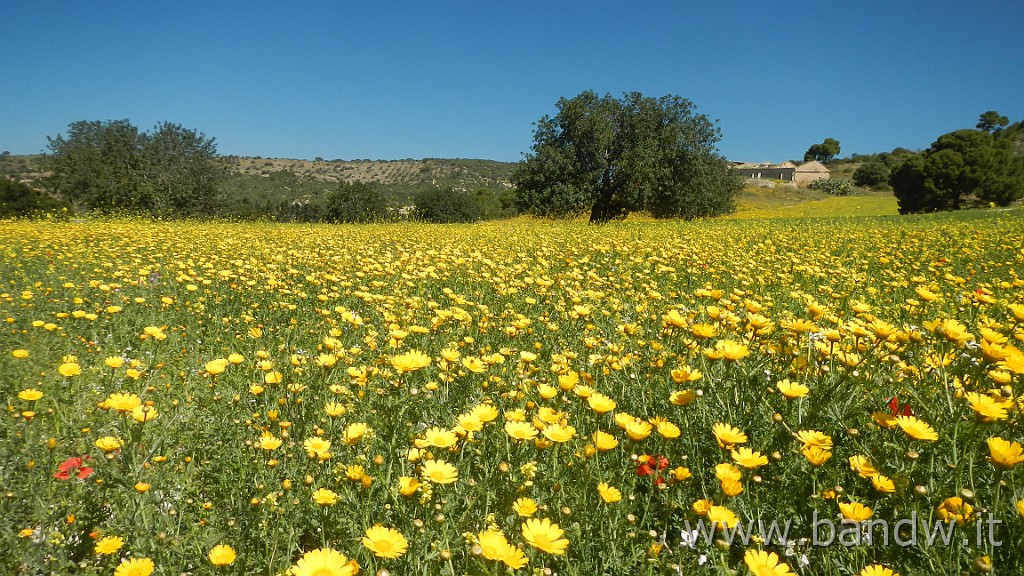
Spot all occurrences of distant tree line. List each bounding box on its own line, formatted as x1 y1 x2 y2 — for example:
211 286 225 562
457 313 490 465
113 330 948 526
3 119 518 223
10 110 1019 222
888 112 1023 213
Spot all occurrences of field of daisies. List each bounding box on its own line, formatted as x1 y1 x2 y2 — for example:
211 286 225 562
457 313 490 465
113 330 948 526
2 210 1023 576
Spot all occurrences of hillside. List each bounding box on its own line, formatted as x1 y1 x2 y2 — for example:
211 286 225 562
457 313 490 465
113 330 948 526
222 156 515 195
1 154 515 193
3 152 906 220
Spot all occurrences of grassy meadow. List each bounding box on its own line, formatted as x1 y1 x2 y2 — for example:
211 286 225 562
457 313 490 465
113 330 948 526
2 209 1024 576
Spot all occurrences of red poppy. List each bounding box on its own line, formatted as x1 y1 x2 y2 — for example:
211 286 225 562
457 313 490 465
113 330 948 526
887 396 912 417
54 456 94 480
636 454 670 477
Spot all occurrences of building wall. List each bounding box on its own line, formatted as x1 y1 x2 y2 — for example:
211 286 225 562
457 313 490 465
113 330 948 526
793 169 829 185
732 168 795 181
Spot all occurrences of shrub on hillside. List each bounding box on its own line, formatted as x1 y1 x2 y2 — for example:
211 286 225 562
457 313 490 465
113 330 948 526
853 161 891 189
808 178 856 196
324 181 389 223
412 188 481 223
0 178 64 217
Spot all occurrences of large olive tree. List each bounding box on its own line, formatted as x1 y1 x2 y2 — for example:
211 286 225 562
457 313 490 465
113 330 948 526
513 91 741 223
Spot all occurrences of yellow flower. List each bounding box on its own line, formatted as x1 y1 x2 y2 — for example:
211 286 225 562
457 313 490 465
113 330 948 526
895 415 939 442
257 434 283 451
470 403 499 422
361 525 408 559
114 557 155 576
923 318 973 345
936 496 974 526
208 544 237 566
58 362 82 377
872 411 898 429
130 405 158 423
777 379 809 399
398 476 420 496
542 423 576 443
795 429 833 450
839 502 873 522
311 488 338 506
521 518 569 555
671 366 703 383
651 416 680 439
870 474 895 493
12 349 30 358
721 477 744 496
537 383 559 399
103 392 142 412
18 388 43 401
345 465 366 482
303 436 332 459
671 466 692 482
289 548 358 576
987 436 1024 469
421 459 459 484
706 505 739 529
391 350 432 373
689 322 717 338
1016 499 1024 520
624 418 652 441
712 423 748 449
504 421 538 441
342 422 371 445
558 371 579 390
95 436 124 453
204 358 228 375
419 426 459 449
714 463 742 482
477 528 510 560
94 535 125 555
691 499 714 516
597 481 622 503
731 447 768 469
134 482 151 493
669 389 697 406
324 401 346 417
1001 351 1024 374
712 339 749 361
105 356 125 369
586 392 616 413
965 392 1010 422
513 497 538 517
743 549 794 576
801 445 833 467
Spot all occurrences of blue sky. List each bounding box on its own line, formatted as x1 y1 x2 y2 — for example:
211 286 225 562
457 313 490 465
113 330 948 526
2 1 1022 163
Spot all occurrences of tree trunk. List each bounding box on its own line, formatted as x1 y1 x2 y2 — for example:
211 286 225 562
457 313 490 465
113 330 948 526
589 165 615 223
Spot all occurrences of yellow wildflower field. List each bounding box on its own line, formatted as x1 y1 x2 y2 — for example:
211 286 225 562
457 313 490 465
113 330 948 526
2 212 1023 575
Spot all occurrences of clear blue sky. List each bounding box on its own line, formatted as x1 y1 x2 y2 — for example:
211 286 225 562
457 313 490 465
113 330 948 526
3 1 1022 163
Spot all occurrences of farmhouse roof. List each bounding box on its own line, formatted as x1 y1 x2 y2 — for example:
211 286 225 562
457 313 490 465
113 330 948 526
796 161 829 173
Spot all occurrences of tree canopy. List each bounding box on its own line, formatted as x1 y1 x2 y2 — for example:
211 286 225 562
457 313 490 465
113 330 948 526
512 91 741 223
0 177 63 217
43 120 223 217
323 181 389 223
852 160 890 189
412 188 482 223
977 110 1009 133
891 114 1024 213
804 138 841 162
